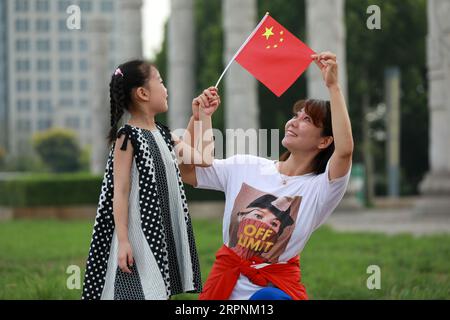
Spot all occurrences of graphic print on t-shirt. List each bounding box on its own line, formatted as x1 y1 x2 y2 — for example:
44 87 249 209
228 183 301 263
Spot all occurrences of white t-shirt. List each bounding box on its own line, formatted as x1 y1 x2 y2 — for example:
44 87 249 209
195 154 351 300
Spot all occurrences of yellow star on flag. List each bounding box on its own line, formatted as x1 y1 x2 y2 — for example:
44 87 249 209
262 27 274 40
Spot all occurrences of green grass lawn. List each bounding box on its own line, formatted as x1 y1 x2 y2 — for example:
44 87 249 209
0 219 449 300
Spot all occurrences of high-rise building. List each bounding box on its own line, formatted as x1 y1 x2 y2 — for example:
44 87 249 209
0 0 7 152
3 0 142 157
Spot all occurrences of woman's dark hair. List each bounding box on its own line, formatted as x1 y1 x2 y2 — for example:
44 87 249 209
280 99 334 174
108 60 154 144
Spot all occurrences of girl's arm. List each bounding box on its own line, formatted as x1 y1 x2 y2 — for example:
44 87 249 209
173 105 215 167
312 52 354 180
113 134 134 273
174 88 219 166
178 88 220 186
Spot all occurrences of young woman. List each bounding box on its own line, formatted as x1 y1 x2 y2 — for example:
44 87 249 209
81 60 220 300
180 52 353 300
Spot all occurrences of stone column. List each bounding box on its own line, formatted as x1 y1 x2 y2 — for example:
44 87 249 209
116 0 143 62
306 0 348 101
415 0 450 217
223 0 259 156
168 0 194 131
89 18 112 174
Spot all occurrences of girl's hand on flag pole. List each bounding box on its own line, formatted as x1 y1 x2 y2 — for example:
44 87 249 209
311 52 339 89
192 87 221 120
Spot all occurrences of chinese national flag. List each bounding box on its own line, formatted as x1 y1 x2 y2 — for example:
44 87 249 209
235 14 315 97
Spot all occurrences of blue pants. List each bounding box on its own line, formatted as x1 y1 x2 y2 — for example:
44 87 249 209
249 287 292 300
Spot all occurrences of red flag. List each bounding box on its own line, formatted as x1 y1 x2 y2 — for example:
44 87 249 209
235 14 315 97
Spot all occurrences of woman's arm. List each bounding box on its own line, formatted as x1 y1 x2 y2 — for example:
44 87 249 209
113 134 134 273
312 52 354 180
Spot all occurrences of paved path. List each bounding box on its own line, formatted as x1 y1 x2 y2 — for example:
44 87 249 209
326 209 450 236
188 201 450 236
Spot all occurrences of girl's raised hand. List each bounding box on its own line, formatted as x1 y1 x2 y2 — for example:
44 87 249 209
311 52 339 88
192 87 220 120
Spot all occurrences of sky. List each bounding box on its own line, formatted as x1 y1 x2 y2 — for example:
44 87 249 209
141 0 171 60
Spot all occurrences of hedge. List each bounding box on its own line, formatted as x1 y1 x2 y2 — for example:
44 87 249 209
0 173 224 207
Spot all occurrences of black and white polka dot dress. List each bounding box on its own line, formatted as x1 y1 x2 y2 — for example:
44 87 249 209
81 123 202 300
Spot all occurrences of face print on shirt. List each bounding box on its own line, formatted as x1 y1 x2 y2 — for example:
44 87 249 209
228 183 301 263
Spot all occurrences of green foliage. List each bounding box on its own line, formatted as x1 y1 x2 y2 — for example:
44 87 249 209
2 155 47 172
0 173 103 207
0 174 222 207
345 0 428 194
79 146 91 173
0 147 5 169
194 0 224 132
32 128 82 173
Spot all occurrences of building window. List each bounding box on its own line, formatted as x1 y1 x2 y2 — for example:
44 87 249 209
79 59 88 71
59 59 73 71
16 60 31 72
15 19 29 32
65 117 80 129
79 39 88 52
17 100 31 112
36 0 50 12
59 39 72 51
15 0 29 12
59 79 73 91
80 99 89 108
58 0 71 12
101 0 114 12
80 79 88 91
37 80 51 92
37 59 51 71
79 0 92 12
36 39 51 52
17 119 31 131
17 80 31 92
58 19 69 32
16 39 30 51
59 98 74 107
36 19 51 32
38 100 52 112
38 119 52 131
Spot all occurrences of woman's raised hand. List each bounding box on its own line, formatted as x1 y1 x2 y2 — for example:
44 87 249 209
192 87 221 120
311 52 339 89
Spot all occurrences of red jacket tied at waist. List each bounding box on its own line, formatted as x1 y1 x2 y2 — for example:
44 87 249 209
199 245 308 300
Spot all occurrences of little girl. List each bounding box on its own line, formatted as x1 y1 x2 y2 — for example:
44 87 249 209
81 60 220 300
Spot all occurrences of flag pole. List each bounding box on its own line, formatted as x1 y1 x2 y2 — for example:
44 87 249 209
214 12 270 88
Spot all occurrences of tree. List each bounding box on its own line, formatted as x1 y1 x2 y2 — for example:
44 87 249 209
346 0 428 195
32 129 82 173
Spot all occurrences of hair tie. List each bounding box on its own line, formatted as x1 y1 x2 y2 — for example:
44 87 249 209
114 68 123 77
